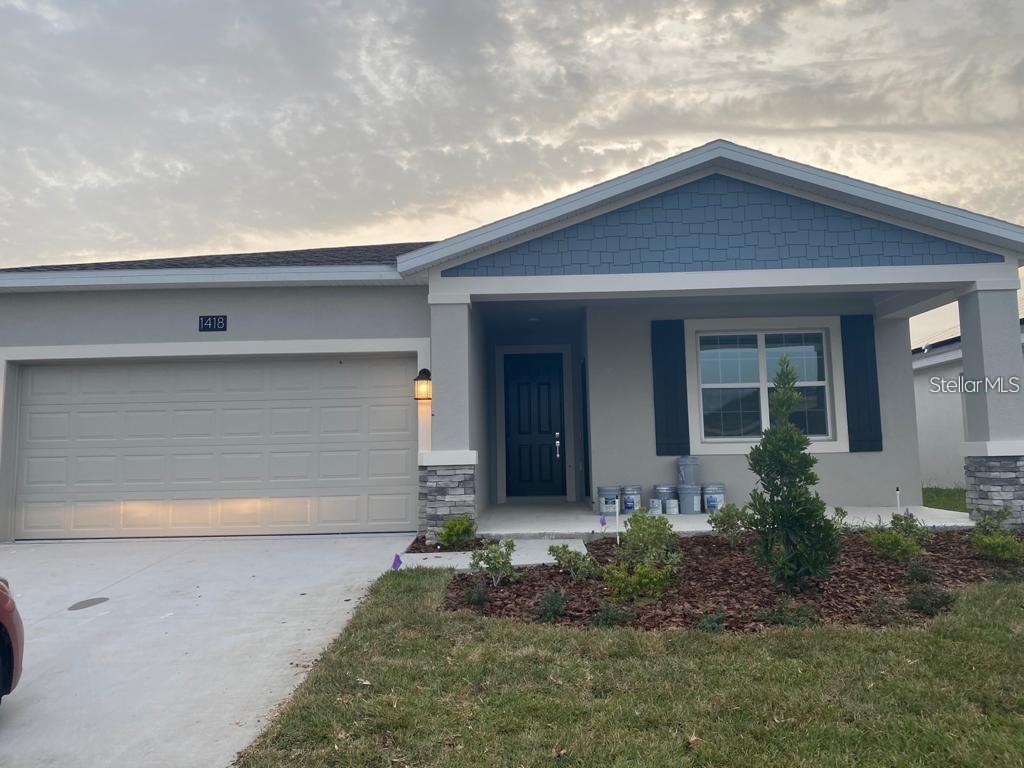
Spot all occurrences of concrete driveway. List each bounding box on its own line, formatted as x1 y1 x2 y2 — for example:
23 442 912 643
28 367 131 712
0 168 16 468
0 533 411 768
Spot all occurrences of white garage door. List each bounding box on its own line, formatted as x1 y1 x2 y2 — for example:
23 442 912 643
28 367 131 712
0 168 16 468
14 355 419 539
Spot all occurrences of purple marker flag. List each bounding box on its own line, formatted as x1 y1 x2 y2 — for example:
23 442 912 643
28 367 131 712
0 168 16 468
599 514 607 528
391 553 402 571
904 508 911 517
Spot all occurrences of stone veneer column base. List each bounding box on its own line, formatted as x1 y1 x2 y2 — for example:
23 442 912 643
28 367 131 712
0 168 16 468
965 455 1024 524
418 464 477 540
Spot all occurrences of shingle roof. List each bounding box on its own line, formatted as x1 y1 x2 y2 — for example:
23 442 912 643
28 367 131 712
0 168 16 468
0 242 435 272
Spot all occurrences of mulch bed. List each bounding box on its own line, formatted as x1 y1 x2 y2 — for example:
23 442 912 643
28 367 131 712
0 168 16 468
444 530 1005 632
405 534 488 554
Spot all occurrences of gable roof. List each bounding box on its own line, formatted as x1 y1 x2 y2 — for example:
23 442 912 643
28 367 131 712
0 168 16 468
0 242 435 273
396 139 1024 274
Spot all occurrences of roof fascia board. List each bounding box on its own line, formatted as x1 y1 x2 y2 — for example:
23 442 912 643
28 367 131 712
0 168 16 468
0 265 411 292
398 141 1024 274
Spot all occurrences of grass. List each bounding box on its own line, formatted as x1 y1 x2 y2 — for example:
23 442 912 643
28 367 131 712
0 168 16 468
923 486 967 513
237 569 1024 768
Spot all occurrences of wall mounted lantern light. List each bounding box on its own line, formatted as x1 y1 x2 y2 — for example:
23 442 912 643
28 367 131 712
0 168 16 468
413 368 432 401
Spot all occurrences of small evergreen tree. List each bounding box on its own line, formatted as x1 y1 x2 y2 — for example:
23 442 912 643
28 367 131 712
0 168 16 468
746 355 842 592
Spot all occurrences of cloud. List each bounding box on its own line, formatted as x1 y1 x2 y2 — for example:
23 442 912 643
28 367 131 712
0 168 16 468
0 0 1021 268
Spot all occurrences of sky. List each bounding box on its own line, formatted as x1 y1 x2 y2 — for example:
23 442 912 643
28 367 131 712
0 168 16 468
1 0 1022 345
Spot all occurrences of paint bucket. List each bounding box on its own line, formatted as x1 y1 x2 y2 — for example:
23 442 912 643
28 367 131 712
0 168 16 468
651 485 678 515
677 456 700 486
621 485 642 513
678 484 703 515
702 483 726 513
597 486 621 516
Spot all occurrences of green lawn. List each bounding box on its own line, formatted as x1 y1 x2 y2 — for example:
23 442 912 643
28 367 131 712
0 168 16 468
924 486 968 513
237 569 1024 768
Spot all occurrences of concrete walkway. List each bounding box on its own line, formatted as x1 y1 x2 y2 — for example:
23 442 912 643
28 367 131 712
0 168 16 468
401 537 587 570
479 503 973 539
0 534 412 768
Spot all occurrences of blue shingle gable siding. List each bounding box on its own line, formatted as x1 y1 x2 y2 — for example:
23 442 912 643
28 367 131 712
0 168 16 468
441 174 1002 276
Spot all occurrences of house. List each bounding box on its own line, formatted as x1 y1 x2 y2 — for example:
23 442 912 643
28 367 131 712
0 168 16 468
912 319 1024 488
0 139 1021 543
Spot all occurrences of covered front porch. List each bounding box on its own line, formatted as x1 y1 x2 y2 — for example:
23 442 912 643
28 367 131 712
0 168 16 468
420 277 1022 537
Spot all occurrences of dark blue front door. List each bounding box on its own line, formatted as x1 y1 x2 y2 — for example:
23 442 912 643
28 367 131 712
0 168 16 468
504 353 566 497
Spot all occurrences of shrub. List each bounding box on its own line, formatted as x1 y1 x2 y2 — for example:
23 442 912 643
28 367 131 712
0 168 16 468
889 510 931 544
756 597 820 627
906 557 933 584
971 533 1024 563
619 508 679 568
464 580 489 610
973 506 1012 536
992 565 1024 582
436 515 477 549
695 609 727 634
864 528 923 563
547 544 599 581
907 585 955 617
603 561 673 603
708 503 751 547
859 594 912 627
469 540 518 587
590 600 633 628
534 588 568 623
745 357 843 592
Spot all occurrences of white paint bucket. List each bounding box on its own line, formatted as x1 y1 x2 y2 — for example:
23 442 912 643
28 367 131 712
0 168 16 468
677 456 700 486
702 483 726 513
621 485 642 513
597 486 621 516
652 485 678 515
678 484 703 515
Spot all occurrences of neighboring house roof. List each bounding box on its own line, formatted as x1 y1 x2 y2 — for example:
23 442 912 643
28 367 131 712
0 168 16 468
912 318 1024 369
396 139 1024 274
0 242 435 273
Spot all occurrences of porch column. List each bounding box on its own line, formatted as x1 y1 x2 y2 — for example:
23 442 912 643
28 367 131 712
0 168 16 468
958 288 1024 523
418 300 478 538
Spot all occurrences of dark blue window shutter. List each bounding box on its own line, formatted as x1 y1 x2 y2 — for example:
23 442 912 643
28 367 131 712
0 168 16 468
650 320 690 456
840 315 883 452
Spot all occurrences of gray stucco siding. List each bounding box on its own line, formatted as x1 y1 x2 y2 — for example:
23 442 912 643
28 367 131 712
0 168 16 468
0 285 429 347
442 174 1002 277
585 299 923 509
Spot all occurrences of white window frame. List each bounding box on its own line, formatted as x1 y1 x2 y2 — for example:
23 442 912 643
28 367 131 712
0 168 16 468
684 317 850 455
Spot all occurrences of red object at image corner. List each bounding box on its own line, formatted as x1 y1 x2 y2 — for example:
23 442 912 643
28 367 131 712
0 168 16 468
0 577 24 703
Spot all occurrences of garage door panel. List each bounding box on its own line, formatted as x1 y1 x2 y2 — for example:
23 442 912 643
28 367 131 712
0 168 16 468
270 407 314 437
221 452 267 483
23 456 68 489
122 500 168 529
125 409 171 439
25 411 71 443
318 495 362 525
169 499 215 528
367 403 414 437
71 500 121 532
319 450 361 480
20 501 68 533
75 455 119 487
123 454 166 485
75 410 122 441
15 355 418 539
367 493 414 524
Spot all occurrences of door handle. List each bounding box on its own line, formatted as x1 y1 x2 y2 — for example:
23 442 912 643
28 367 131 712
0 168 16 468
555 432 561 459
